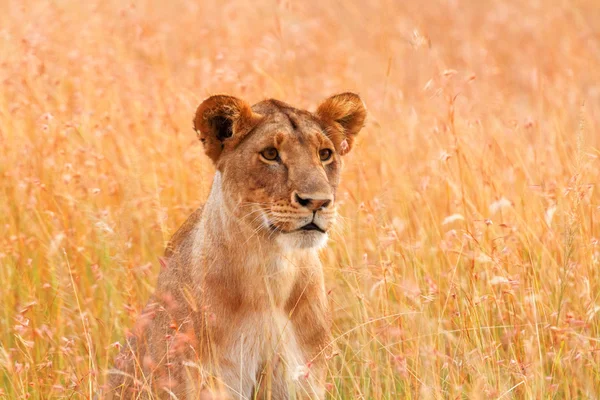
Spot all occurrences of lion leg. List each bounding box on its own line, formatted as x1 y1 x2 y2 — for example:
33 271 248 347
214 355 258 400
205 329 261 400
286 282 330 400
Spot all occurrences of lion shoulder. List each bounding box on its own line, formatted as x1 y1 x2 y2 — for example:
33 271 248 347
164 206 204 258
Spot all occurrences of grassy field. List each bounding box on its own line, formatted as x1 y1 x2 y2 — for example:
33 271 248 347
1 0 599 398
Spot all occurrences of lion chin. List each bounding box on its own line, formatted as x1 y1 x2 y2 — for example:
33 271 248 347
275 230 329 250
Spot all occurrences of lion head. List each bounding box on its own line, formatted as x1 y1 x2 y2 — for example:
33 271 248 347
193 93 366 249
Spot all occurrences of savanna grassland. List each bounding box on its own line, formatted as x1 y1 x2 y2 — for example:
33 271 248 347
1 0 600 398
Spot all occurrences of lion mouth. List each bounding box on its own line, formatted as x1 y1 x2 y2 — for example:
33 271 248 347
268 222 326 234
298 222 325 233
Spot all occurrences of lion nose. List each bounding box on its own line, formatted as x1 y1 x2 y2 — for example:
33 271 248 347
293 192 332 211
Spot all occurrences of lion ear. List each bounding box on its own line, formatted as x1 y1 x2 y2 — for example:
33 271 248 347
194 95 262 164
315 93 367 156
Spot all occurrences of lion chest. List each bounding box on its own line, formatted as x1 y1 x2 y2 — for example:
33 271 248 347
243 309 306 379
252 254 301 309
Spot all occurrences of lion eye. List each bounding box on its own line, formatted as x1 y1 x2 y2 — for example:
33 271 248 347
260 147 279 161
319 149 333 162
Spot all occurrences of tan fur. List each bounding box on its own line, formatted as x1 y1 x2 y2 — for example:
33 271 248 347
105 93 366 399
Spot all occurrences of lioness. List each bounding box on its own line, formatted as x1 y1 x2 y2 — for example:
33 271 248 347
106 93 366 399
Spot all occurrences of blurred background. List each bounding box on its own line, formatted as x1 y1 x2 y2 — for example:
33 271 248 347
1 0 599 398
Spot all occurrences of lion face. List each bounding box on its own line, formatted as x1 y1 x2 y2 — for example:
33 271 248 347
194 93 366 249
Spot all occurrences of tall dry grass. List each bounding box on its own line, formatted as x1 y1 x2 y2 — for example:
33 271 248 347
1 0 599 398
